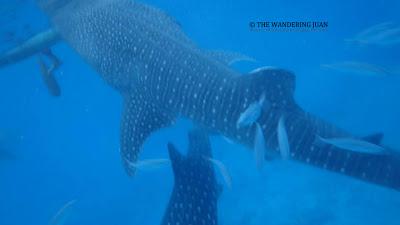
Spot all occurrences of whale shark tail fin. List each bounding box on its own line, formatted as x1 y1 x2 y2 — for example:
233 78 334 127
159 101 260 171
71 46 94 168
283 110 400 191
242 67 298 111
246 67 400 191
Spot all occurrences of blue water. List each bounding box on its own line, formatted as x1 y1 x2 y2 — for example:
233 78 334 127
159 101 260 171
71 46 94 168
0 0 399 224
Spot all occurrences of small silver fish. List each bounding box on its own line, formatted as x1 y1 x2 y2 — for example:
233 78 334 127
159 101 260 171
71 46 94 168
49 200 77 225
316 135 387 155
347 22 394 42
222 135 234 144
277 116 290 160
321 61 392 77
127 158 170 171
236 93 266 129
206 157 232 189
254 123 266 170
347 22 400 46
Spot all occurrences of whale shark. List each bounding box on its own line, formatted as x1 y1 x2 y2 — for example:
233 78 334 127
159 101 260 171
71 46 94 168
162 130 220 225
12 0 397 191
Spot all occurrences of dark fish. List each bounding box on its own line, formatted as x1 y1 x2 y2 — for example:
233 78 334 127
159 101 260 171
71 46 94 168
38 52 61 97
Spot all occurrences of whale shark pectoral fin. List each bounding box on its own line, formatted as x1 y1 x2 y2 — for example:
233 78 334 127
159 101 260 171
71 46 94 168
120 93 176 176
204 50 256 66
362 132 384 145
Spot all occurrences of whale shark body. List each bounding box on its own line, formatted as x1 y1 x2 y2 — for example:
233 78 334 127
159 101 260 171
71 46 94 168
163 130 219 225
22 0 400 191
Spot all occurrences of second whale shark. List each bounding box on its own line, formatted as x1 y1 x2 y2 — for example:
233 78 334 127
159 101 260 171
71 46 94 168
162 130 220 225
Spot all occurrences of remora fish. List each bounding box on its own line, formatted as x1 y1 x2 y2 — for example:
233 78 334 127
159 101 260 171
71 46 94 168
236 92 266 129
316 135 388 155
127 158 170 171
206 157 232 189
162 130 220 225
35 0 400 191
277 116 290 160
254 122 266 170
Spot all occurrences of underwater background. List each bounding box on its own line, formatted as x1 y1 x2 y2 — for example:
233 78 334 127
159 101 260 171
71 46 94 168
0 0 399 225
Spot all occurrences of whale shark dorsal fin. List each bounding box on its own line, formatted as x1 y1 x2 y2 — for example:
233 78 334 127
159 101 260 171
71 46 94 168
204 50 256 66
362 133 384 145
137 2 196 48
120 93 176 176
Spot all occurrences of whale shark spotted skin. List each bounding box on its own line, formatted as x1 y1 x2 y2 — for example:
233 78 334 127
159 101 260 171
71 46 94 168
162 130 219 225
35 0 400 191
